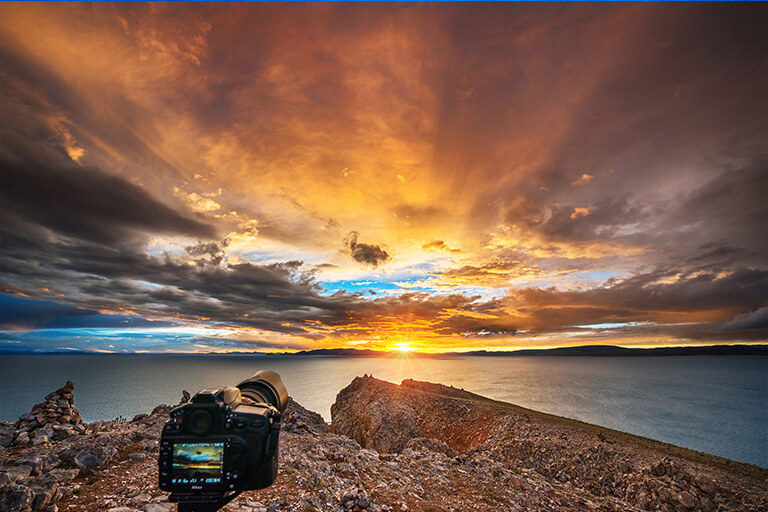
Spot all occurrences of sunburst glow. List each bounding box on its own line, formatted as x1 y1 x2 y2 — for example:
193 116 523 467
0 3 765 353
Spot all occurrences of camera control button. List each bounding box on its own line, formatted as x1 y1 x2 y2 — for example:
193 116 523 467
227 443 245 462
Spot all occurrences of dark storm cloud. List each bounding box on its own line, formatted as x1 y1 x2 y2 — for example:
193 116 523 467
1 224 517 341
499 155 767 275
525 268 767 316
504 266 768 339
720 307 768 332
0 156 354 336
0 293 172 330
343 232 391 268
0 229 354 335
1 157 217 246
662 155 768 266
186 239 230 267
536 195 649 242
0 293 95 328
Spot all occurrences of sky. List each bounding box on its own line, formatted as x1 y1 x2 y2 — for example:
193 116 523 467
0 3 766 354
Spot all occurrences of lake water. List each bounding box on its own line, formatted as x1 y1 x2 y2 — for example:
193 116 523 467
0 354 765 467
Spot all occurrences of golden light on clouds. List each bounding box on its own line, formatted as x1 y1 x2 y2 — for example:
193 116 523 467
570 174 594 187
0 3 765 353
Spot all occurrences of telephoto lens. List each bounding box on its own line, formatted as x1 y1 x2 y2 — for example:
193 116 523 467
237 370 288 413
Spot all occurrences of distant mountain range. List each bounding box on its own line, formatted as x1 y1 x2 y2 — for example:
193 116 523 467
458 344 768 357
1 344 766 357
293 344 768 358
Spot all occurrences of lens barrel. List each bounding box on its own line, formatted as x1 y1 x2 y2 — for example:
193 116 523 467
237 370 288 413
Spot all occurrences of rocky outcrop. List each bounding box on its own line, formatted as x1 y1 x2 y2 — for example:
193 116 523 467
331 375 419 453
1 376 766 512
332 375 768 512
283 398 329 434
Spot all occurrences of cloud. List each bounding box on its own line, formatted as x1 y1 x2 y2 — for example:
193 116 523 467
431 255 541 288
173 187 222 213
422 240 461 253
0 293 95 329
0 3 766 351
502 266 768 337
570 207 592 219
720 306 768 331
570 173 594 186
343 232 391 268
185 239 230 267
1 156 217 246
0 293 173 330
392 204 444 223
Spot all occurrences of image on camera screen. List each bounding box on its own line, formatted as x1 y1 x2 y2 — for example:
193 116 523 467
171 442 225 485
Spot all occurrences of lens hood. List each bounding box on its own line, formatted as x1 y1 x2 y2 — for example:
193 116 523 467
237 370 288 413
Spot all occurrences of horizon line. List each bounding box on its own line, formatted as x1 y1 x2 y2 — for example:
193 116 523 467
1 342 766 356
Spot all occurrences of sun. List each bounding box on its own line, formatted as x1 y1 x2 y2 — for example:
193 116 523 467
391 342 416 353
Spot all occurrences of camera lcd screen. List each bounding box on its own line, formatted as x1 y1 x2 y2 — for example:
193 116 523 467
171 442 224 485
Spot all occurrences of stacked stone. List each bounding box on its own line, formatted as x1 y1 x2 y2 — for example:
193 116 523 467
12 381 85 446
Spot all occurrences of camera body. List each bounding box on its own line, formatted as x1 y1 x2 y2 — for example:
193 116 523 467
159 371 288 496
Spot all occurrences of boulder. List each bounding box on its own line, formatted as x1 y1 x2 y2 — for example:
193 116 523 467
74 450 105 468
142 503 174 512
0 484 34 512
677 490 697 509
0 464 35 483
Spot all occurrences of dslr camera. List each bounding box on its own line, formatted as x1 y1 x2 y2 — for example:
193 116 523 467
159 370 288 512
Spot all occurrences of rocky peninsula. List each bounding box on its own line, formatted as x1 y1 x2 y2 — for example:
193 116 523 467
1 376 766 512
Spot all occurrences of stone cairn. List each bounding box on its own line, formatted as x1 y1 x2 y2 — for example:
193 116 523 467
13 381 85 446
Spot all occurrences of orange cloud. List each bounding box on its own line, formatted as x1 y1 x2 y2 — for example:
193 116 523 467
422 240 461 253
173 187 222 213
570 207 592 219
570 173 594 186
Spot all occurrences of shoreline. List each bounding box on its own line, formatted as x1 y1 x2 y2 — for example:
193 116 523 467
1 355 766 468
